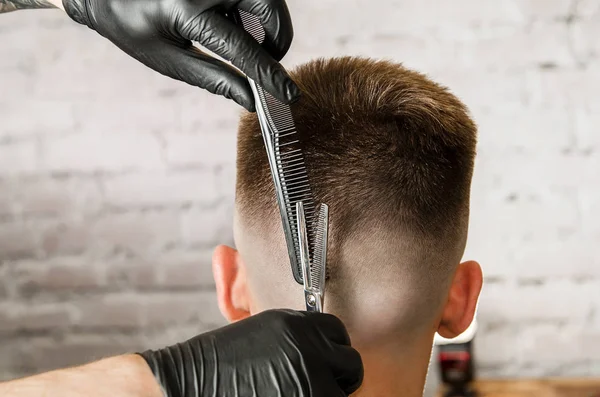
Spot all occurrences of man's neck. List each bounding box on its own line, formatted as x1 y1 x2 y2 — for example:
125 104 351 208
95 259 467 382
351 335 434 397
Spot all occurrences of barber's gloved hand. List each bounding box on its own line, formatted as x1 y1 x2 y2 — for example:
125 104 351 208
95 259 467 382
62 0 300 111
139 309 364 396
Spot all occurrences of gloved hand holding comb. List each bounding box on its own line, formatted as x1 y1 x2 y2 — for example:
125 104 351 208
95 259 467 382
61 0 301 111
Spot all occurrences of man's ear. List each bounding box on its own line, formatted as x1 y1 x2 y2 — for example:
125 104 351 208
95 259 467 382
437 260 483 339
212 245 252 322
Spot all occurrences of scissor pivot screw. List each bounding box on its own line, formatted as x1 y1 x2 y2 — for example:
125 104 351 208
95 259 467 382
307 294 317 307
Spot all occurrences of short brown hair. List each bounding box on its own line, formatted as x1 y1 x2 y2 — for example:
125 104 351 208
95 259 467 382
235 57 477 320
237 56 476 236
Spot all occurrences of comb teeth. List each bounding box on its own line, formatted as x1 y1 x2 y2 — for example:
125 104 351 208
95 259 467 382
236 10 266 44
235 10 321 285
267 86 319 282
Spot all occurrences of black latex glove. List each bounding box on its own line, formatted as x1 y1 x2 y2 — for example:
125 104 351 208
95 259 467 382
139 309 364 396
62 0 300 111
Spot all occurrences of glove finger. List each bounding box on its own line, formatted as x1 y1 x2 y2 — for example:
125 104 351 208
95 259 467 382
326 345 364 395
236 0 294 61
144 42 255 111
180 9 298 104
308 368 356 397
306 312 352 346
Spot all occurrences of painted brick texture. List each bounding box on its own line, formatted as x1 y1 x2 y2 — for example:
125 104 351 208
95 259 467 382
1 0 599 384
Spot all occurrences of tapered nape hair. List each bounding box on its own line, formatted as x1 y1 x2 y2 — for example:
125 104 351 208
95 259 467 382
236 57 477 286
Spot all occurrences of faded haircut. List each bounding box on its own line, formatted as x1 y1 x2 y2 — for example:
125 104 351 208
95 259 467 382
235 57 477 330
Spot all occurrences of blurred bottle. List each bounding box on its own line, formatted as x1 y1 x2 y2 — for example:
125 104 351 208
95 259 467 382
434 320 478 397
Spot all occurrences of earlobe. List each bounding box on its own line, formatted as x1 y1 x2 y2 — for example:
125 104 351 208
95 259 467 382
212 245 252 323
437 260 483 339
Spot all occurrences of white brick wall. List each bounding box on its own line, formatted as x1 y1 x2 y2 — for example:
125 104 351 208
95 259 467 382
1 0 599 384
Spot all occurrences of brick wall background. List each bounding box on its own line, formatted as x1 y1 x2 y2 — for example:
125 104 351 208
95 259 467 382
1 0 599 389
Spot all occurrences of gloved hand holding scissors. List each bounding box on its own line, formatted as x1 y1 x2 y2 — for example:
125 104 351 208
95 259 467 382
0 309 363 396
141 309 364 397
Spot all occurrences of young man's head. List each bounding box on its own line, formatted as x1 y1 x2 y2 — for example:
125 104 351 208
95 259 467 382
212 57 482 396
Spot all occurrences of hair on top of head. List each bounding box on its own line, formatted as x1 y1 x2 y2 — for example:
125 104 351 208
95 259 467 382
236 56 477 245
